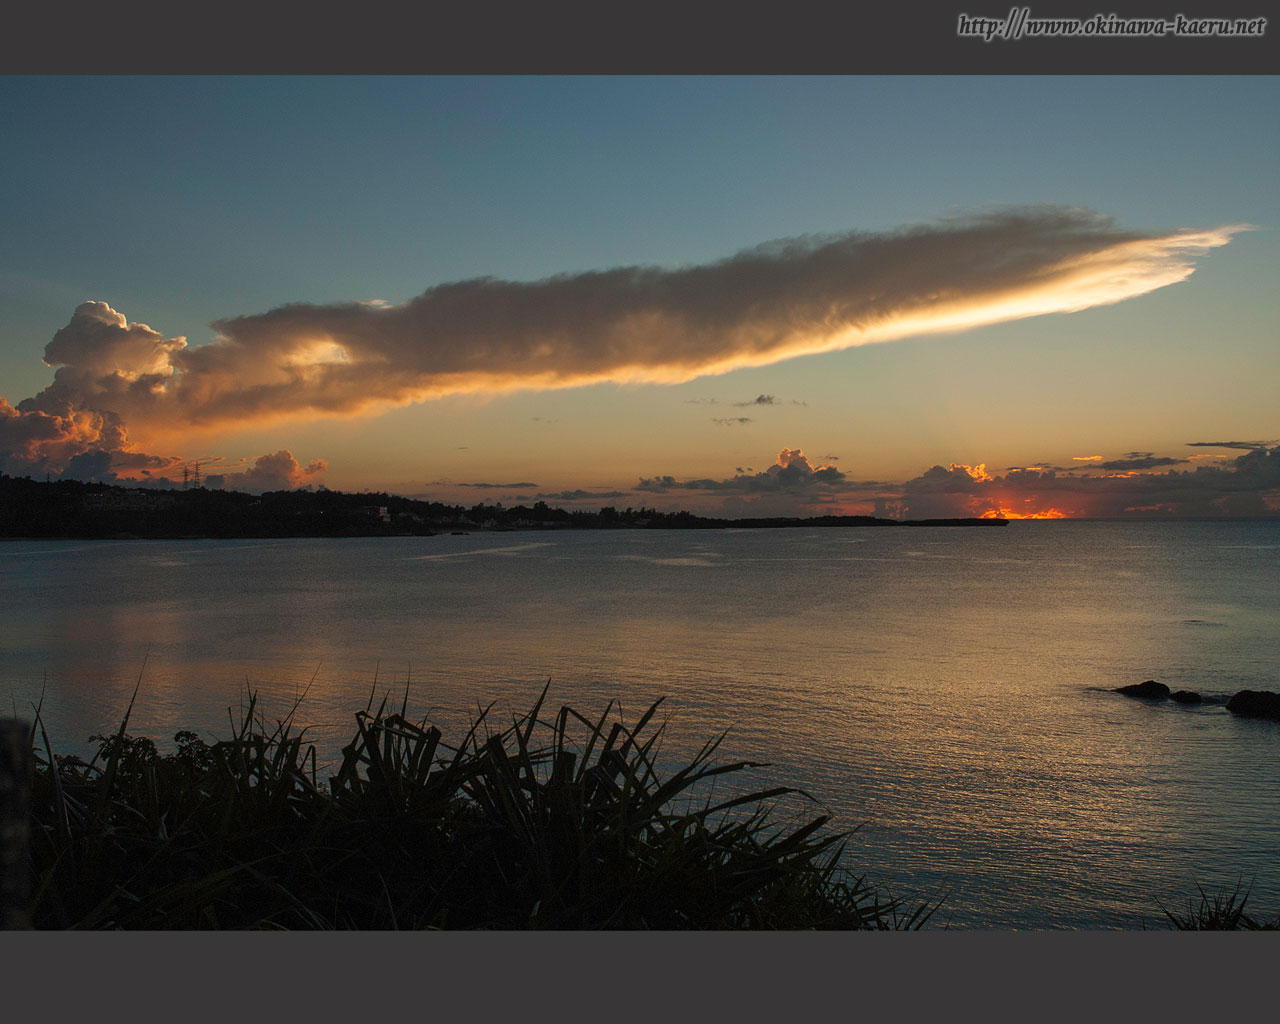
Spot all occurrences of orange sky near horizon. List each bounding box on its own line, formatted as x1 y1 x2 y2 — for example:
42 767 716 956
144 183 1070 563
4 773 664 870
1 78 1276 519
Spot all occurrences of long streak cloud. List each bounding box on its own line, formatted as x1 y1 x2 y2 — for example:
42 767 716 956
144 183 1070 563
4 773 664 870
0 207 1246 478
41 208 1246 428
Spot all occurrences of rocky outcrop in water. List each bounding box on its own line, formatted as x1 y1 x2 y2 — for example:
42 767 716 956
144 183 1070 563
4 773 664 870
1110 681 1279 720
1114 680 1170 699
1225 690 1280 721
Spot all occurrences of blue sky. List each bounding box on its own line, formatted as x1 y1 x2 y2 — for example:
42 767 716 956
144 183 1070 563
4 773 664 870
2 76 1276 515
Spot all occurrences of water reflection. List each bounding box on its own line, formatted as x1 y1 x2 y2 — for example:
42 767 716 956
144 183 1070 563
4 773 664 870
2 520 1278 927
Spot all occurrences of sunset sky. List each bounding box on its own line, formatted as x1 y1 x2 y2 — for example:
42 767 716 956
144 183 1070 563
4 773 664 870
2 75 1277 518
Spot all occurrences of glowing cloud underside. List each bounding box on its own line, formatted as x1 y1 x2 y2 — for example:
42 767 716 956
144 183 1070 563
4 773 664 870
0 207 1248 481
28 207 1244 434
896 447 1280 519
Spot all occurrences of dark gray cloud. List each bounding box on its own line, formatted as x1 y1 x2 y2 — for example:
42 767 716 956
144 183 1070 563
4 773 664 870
732 394 778 407
61 449 116 483
711 417 754 426
1095 453 1188 471
458 481 539 489
1186 440 1275 451
536 489 631 502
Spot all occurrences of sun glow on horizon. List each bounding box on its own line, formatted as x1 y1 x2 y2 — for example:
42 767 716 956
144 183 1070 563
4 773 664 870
981 506 1070 519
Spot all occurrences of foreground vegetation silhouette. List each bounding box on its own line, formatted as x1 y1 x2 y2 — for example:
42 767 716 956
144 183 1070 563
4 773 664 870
1159 881 1280 931
19 681 1277 931
24 684 936 930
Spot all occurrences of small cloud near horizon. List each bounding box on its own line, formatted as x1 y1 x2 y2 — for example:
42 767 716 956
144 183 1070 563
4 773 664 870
1186 440 1276 450
638 447 846 497
1094 452 1188 471
204 450 327 494
536 489 631 502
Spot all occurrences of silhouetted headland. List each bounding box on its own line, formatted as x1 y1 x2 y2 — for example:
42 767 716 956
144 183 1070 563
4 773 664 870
0 474 1007 540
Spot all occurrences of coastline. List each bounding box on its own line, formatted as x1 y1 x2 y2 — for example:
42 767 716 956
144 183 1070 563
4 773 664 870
0 473 1006 540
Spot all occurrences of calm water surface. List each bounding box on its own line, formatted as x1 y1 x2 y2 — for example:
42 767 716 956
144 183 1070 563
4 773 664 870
3 519 1278 929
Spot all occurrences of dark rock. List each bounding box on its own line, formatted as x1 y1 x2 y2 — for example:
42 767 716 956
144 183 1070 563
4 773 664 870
1114 680 1170 700
1226 690 1280 721
1170 690 1202 705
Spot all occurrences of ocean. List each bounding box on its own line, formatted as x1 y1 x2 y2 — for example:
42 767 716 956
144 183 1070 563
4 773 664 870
3 518 1278 928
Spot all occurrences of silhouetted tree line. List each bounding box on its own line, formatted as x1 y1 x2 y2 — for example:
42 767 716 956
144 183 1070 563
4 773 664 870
0 473 1004 539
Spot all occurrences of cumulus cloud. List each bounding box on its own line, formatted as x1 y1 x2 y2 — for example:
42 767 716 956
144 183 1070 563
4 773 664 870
637 447 846 495
433 444 1280 521
205 450 327 494
0 305 333 489
0 386 323 492
0 392 183 482
892 447 1280 518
